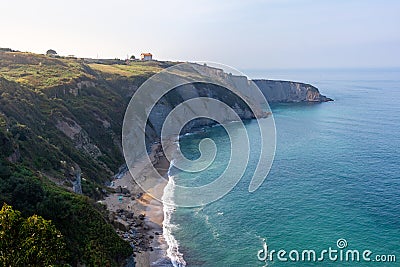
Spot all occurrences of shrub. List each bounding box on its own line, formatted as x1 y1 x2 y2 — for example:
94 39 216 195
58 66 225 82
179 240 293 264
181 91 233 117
0 203 67 266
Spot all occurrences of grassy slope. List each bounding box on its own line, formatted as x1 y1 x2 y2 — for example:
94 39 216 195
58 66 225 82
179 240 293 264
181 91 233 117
89 61 163 78
0 51 169 266
0 52 91 89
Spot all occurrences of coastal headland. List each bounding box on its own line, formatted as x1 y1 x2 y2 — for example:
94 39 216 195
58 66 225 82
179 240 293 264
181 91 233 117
0 50 332 266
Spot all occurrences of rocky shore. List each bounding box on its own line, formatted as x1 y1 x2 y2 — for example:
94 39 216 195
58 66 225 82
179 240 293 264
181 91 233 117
103 143 170 267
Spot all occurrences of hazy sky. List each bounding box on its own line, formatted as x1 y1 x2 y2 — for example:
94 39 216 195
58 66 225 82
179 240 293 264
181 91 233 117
1 0 399 69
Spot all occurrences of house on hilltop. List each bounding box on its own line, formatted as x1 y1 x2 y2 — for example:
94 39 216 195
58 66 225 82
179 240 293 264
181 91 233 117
140 53 152 61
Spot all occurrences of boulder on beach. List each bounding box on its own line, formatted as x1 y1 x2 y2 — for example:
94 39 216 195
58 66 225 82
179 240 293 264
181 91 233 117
122 187 130 195
113 219 130 231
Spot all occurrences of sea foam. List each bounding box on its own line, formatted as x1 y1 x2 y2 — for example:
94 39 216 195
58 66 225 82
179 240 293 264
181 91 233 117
162 160 187 267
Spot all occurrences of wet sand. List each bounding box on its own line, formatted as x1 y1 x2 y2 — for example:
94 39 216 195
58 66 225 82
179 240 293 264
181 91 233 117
103 144 171 267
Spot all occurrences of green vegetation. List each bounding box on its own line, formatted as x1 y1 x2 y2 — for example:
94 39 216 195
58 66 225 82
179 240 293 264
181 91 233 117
0 203 66 266
0 161 132 266
89 61 163 78
46 49 58 56
0 50 174 265
0 52 92 89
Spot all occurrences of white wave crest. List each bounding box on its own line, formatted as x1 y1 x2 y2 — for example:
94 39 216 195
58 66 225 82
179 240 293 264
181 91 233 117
162 163 187 267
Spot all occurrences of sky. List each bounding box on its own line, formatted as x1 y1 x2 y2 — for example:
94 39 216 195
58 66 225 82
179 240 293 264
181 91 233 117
1 0 399 69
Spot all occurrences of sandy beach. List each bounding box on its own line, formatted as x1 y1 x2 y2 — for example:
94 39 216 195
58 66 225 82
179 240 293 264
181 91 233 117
103 143 171 267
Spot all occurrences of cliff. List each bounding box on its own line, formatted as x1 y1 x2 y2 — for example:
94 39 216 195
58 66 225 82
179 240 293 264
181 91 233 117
0 50 332 265
253 79 333 102
143 65 332 141
0 51 332 199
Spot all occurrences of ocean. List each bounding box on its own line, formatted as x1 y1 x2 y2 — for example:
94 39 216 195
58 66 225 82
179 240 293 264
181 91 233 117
161 68 400 267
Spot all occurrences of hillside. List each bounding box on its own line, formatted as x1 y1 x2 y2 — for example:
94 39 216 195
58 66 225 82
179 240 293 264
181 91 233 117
0 51 173 266
0 52 174 187
0 50 331 266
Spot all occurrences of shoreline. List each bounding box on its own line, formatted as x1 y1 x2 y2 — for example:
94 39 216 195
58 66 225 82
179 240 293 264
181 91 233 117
104 143 173 267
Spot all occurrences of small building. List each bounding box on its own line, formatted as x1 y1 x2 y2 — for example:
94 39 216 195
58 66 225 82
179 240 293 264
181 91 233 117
140 53 152 61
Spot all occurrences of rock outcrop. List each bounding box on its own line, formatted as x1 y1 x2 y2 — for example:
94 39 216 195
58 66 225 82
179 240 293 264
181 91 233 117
141 64 332 143
253 79 333 102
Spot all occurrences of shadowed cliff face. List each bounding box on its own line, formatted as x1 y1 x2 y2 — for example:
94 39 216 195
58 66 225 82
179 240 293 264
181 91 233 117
174 64 332 104
0 52 333 265
0 53 332 187
253 79 333 102
145 82 261 144
144 80 331 142
125 63 332 148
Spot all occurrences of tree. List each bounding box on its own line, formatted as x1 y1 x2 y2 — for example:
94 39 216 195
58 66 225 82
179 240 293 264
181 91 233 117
0 160 11 179
46 49 57 56
129 55 135 60
0 203 22 266
0 203 67 266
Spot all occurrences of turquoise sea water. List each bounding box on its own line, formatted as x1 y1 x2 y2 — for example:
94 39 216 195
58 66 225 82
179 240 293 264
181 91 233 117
164 69 400 267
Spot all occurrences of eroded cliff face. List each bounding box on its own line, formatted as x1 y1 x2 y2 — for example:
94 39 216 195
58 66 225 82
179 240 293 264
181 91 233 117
0 55 332 187
253 79 333 102
177 64 332 103
145 82 260 143
139 64 332 145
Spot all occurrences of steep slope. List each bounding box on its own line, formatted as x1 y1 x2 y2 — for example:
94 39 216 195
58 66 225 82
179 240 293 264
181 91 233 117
0 52 182 265
0 50 332 265
253 79 333 102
